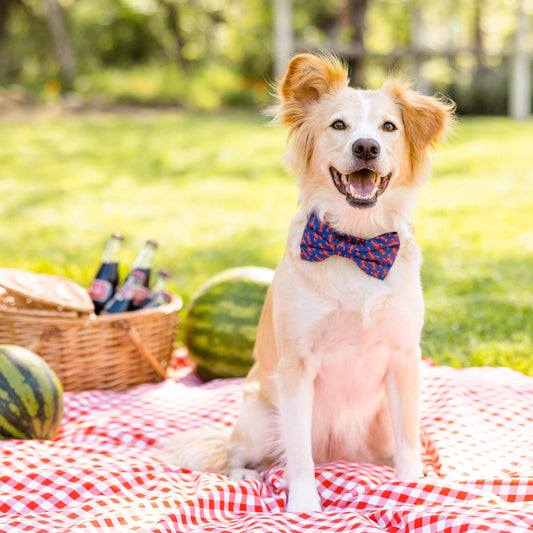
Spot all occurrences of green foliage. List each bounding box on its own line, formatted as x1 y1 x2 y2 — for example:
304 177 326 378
0 0 527 114
441 64 510 116
0 112 531 373
72 1 165 67
72 63 269 109
1 0 275 107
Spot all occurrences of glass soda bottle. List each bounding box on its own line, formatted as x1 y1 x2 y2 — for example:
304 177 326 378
101 269 147 314
127 240 158 310
127 239 158 287
88 232 124 315
141 269 172 309
142 290 172 309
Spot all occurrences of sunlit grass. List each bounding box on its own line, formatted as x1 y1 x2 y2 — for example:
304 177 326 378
0 110 293 296
417 117 533 374
0 111 531 373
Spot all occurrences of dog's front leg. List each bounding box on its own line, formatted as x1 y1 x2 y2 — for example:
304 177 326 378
386 347 424 480
277 357 321 512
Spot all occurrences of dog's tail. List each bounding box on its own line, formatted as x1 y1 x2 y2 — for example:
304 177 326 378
161 429 230 475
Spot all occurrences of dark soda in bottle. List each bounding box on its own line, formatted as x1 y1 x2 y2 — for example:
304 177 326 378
126 239 158 309
101 269 146 314
142 290 171 309
127 239 158 287
141 269 172 309
88 232 124 315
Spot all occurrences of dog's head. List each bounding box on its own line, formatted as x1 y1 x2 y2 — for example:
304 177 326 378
275 53 454 209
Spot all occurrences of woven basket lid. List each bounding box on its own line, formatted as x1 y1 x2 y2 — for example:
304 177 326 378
0 268 94 314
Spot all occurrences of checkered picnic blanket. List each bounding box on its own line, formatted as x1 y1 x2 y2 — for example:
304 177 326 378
1 356 532 532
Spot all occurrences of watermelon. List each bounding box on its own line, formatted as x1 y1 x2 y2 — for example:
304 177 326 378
184 266 274 381
0 345 64 440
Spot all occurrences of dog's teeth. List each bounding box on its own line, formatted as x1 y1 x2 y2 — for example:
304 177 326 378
341 173 349 185
347 184 379 201
375 175 382 186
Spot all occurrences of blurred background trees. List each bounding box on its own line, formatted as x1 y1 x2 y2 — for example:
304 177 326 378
0 0 530 115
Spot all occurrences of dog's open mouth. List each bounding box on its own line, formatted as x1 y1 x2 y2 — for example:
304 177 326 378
330 167 392 208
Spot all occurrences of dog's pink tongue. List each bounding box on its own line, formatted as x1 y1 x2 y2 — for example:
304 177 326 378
348 170 375 196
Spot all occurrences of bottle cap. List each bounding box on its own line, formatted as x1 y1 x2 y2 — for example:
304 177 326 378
157 269 171 279
146 239 158 247
111 232 124 240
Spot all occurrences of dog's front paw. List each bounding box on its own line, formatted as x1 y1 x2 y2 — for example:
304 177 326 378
393 444 425 480
230 468 261 481
396 456 424 480
286 479 322 512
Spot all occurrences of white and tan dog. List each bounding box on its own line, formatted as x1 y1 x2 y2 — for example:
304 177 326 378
164 53 453 512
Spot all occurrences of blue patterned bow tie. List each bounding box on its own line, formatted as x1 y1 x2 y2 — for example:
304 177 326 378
300 212 401 280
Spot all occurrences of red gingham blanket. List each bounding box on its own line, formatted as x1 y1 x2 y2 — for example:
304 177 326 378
1 357 532 532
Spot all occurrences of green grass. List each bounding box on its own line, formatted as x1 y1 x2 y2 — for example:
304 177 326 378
0 111 531 374
417 118 533 374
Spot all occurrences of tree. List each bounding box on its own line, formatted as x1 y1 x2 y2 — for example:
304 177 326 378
157 0 188 69
43 0 76 81
345 0 369 86
509 0 531 119
0 0 23 78
273 0 294 79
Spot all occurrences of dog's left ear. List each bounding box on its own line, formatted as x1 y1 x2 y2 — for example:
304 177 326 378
277 54 349 129
384 80 454 150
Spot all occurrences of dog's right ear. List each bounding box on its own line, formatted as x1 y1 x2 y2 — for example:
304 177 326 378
277 54 349 129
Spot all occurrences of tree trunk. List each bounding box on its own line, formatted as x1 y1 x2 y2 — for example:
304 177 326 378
509 0 531 119
411 2 429 94
42 0 76 81
273 0 294 79
158 0 188 70
0 0 22 78
0 1 11 78
472 0 484 72
346 0 368 87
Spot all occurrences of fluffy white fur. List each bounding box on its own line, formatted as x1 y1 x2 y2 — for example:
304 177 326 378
162 54 453 512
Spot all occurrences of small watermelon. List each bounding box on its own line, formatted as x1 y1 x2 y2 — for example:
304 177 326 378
184 266 274 381
0 345 64 440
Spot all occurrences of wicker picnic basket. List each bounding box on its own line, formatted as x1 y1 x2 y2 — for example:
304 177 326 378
0 269 182 392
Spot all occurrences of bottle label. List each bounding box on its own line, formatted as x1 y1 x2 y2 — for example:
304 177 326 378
89 279 113 303
133 286 151 307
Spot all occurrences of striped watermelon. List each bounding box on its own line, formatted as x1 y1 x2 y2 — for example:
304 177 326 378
0 345 64 440
184 266 274 381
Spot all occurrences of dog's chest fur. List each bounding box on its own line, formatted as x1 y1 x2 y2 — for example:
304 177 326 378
270 210 425 464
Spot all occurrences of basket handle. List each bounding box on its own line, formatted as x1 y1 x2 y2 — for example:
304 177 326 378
111 319 167 379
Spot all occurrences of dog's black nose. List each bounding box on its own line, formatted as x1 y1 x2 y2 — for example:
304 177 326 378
352 138 380 161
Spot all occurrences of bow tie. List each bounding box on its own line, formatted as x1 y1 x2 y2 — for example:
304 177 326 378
300 212 400 280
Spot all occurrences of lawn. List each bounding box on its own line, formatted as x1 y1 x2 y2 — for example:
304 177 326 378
0 110 531 374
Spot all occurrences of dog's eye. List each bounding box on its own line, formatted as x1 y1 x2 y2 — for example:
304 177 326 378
331 120 346 130
383 121 397 132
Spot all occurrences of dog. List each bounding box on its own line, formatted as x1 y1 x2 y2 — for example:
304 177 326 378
163 53 453 512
